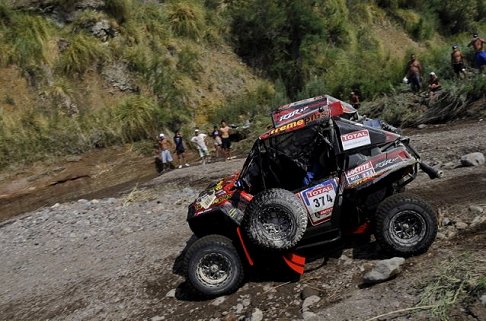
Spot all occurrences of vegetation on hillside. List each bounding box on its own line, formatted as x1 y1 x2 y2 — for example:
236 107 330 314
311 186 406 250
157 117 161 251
0 0 485 170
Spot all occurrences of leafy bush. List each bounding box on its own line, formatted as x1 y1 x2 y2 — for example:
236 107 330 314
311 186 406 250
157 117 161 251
112 95 162 142
428 0 481 34
177 45 203 75
58 34 110 74
209 80 286 124
0 13 52 68
166 1 206 40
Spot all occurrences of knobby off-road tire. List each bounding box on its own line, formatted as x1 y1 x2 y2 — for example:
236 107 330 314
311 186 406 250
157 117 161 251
243 189 308 251
375 193 438 256
184 235 244 297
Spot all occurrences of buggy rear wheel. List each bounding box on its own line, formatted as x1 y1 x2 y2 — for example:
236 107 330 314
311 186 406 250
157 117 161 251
184 235 244 297
375 193 437 256
243 189 307 251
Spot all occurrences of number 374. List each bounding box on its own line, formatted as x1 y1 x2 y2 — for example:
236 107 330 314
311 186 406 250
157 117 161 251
312 194 333 208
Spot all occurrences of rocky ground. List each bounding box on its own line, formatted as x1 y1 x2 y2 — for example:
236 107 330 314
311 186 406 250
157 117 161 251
1 120 486 321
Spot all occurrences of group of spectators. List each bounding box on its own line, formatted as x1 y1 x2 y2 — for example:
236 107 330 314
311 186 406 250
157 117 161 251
404 33 486 97
156 120 235 172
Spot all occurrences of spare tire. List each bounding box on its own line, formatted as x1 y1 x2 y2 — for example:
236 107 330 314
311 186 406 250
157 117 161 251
243 189 308 251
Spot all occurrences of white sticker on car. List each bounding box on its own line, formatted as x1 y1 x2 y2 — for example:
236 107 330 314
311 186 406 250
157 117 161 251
298 178 338 226
345 161 376 185
198 190 216 209
341 129 371 150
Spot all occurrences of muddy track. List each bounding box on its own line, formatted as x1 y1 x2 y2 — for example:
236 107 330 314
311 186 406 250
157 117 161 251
0 120 485 321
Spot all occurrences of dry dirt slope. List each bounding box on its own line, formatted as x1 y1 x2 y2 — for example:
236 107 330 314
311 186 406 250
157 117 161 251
0 121 485 321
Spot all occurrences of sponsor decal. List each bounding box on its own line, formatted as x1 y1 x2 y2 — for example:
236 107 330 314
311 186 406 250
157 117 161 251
214 180 224 191
304 110 329 124
345 161 375 185
272 96 328 127
374 156 402 170
210 194 232 206
299 178 338 226
267 119 305 137
278 106 309 122
197 190 217 209
341 129 371 150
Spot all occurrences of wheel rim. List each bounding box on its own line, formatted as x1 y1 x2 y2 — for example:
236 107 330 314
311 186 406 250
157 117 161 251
389 210 426 247
257 205 295 241
196 252 232 288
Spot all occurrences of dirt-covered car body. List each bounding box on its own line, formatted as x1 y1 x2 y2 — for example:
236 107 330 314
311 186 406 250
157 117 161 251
185 95 440 296
188 95 429 234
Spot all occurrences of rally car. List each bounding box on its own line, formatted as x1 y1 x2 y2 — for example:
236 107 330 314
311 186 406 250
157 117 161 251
183 95 441 297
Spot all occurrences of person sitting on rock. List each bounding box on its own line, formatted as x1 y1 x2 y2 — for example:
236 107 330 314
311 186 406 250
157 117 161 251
427 72 442 97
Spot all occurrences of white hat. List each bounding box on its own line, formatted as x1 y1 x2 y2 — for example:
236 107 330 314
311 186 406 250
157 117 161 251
159 133 165 138
429 72 436 76
195 129 199 132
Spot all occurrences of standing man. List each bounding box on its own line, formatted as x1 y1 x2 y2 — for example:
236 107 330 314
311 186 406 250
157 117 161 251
211 125 222 158
349 91 360 109
451 45 466 79
405 54 423 93
173 131 190 169
220 120 232 160
191 129 210 164
158 133 174 172
468 33 486 72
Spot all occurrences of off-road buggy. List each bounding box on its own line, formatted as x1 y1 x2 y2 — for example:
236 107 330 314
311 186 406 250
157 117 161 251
184 95 441 297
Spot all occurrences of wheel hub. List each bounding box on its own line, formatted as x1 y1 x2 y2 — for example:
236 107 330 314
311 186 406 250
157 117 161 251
259 206 293 240
389 210 426 246
196 253 232 288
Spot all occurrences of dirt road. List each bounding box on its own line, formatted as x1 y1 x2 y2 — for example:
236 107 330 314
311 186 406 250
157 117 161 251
0 120 485 321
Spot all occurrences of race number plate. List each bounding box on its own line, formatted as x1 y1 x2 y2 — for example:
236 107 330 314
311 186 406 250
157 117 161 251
298 178 338 226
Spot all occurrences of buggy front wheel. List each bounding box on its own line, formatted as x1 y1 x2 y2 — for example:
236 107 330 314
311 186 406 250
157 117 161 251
184 235 245 297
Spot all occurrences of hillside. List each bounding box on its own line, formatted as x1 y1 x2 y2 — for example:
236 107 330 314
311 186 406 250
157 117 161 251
0 0 485 170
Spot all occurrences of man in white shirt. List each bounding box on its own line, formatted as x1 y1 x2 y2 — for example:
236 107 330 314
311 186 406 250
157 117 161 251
191 129 210 164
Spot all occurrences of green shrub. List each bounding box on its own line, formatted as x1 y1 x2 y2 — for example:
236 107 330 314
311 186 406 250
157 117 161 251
209 80 285 124
112 95 162 142
177 45 203 75
166 1 206 40
429 0 481 34
59 34 110 74
105 0 131 23
1 13 52 67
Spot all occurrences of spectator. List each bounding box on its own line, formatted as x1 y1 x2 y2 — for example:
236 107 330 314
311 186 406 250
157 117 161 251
467 33 486 72
191 129 210 164
173 131 190 169
211 125 223 158
428 72 442 97
405 54 423 92
220 120 232 160
158 133 174 172
451 45 466 79
349 91 360 109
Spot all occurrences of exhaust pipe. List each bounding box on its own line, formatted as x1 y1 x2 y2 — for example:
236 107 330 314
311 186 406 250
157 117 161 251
419 162 443 179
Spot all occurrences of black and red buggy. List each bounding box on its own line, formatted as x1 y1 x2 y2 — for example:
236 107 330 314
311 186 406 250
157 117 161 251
184 95 441 297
